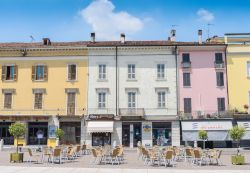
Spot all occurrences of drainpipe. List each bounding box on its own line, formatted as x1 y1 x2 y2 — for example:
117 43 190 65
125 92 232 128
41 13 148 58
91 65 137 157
116 46 118 116
175 45 179 117
224 44 230 110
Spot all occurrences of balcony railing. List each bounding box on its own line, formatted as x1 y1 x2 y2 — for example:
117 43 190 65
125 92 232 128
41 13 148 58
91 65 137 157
214 62 225 69
119 108 145 117
178 110 233 120
181 61 191 68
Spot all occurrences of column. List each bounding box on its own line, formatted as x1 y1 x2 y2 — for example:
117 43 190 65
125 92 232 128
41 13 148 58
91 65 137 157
171 121 180 146
129 124 134 148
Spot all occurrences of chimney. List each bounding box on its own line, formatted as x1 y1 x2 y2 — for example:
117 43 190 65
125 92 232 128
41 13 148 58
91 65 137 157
43 38 51 46
90 32 95 42
170 29 176 42
198 30 202 44
120 33 125 44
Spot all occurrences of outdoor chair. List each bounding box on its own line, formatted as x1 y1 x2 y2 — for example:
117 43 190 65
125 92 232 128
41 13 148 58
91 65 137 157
210 150 223 165
27 148 41 163
52 148 62 164
185 148 195 163
91 148 103 164
161 150 176 167
193 149 209 166
143 149 159 166
42 147 52 163
109 148 121 165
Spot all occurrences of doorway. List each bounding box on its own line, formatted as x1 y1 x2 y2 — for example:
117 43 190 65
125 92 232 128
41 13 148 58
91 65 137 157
122 122 142 147
28 122 48 145
0 122 14 145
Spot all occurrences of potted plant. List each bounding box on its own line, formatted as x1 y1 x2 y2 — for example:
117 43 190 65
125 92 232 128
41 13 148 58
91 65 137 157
198 130 208 149
55 128 64 146
8 122 26 162
244 104 249 113
229 125 246 165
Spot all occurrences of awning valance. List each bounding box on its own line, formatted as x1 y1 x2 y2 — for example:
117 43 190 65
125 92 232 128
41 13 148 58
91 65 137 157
87 121 114 133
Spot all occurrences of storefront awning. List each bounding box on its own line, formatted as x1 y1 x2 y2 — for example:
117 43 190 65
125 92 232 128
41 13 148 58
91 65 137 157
87 121 114 133
181 121 233 141
237 121 250 140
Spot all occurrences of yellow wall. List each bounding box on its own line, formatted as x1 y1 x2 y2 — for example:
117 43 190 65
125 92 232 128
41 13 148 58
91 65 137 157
0 56 88 116
227 44 250 110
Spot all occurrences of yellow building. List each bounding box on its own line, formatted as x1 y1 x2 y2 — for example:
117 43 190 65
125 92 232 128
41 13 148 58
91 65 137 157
210 34 250 111
0 40 88 147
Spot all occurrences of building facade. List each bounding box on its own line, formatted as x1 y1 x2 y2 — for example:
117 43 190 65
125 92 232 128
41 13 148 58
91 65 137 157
0 41 88 147
84 39 180 148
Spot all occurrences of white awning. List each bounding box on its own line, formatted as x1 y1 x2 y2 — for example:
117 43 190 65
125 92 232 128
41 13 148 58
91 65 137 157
87 121 114 133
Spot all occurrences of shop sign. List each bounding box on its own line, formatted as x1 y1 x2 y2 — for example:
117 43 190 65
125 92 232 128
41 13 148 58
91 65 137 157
182 121 232 131
48 125 56 138
36 130 44 139
88 114 114 120
143 124 152 132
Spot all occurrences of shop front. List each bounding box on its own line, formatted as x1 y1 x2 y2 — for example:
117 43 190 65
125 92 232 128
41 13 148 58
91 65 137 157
122 122 142 148
86 114 114 146
28 122 48 145
0 122 14 145
60 122 81 144
152 122 172 146
181 120 233 148
237 121 250 147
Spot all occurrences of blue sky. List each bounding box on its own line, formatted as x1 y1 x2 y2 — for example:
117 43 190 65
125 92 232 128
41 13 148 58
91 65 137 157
0 0 250 42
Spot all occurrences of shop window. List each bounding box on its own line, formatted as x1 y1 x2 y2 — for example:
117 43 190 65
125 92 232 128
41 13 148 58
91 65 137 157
152 122 172 146
92 133 111 146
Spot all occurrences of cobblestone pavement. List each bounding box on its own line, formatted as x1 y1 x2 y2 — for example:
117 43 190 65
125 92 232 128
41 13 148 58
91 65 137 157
0 148 250 170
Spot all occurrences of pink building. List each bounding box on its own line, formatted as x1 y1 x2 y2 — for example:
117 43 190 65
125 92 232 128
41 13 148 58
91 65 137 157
178 44 228 119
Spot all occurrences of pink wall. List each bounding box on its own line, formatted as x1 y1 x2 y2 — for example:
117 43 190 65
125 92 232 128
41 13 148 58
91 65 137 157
178 50 228 115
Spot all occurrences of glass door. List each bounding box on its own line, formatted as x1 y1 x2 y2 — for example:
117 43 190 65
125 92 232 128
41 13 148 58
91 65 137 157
0 122 14 145
122 124 130 147
133 123 142 147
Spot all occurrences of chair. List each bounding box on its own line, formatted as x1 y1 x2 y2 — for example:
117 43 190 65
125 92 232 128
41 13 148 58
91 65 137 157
210 150 222 165
27 148 41 163
193 149 208 166
143 149 159 166
52 148 62 164
42 147 52 163
161 150 176 167
91 148 103 164
109 148 120 165
185 148 195 163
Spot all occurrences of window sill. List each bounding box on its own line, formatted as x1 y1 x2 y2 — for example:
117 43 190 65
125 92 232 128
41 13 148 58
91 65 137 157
216 86 225 88
97 79 108 82
127 79 137 82
33 80 46 82
156 78 167 81
183 86 192 88
67 80 78 82
2 80 16 82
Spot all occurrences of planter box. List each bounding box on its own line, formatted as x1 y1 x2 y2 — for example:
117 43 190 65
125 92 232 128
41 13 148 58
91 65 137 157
231 155 245 165
10 153 24 163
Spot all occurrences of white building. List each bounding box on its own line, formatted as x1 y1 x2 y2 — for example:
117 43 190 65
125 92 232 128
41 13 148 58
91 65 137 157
83 34 180 148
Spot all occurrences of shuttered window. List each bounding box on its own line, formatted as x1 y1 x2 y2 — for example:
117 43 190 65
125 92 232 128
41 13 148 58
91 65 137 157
157 64 165 79
216 72 224 86
184 98 192 113
32 65 48 81
128 64 136 79
215 53 223 64
4 93 12 109
98 92 106 108
183 73 191 86
1 65 17 81
128 92 136 108
158 91 166 108
217 98 225 112
67 93 76 115
98 64 106 80
34 93 43 109
68 64 76 81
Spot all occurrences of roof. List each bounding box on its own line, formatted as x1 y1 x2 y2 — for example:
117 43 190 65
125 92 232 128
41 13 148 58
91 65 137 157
0 40 225 49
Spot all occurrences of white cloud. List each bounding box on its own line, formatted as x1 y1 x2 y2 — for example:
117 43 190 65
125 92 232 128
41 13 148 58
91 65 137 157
79 0 144 40
197 8 214 23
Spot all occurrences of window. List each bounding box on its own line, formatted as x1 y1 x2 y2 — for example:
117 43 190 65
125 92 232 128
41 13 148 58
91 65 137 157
32 65 48 81
98 64 106 80
216 72 224 86
68 64 76 81
128 92 136 108
4 93 12 109
128 64 136 79
182 53 190 62
247 62 250 77
34 93 43 109
67 93 76 115
1 65 17 81
215 53 223 64
157 64 165 79
217 98 225 112
158 91 166 108
98 92 106 108
183 73 191 86
184 98 192 113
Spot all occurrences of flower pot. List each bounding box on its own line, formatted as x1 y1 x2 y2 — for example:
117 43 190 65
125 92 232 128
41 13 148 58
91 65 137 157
231 155 245 165
10 153 24 163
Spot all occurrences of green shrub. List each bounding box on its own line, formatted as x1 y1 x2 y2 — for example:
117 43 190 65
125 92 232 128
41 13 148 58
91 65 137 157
55 128 65 140
229 125 246 155
9 123 26 153
199 130 208 149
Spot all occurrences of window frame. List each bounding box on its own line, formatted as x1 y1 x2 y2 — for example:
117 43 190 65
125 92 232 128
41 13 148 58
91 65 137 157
34 93 43 110
182 53 190 63
128 64 136 80
157 64 165 79
3 93 12 109
66 92 76 116
184 98 192 114
128 91 136 108
217 97 225 112
98 64 107 80
157 91 166 108
183 72 191 87
67 64 77 81
98 92 106 109
215 53 223 64
216 72 224 87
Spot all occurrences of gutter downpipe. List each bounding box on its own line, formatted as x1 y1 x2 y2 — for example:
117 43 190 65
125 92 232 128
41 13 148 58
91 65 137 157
115 46 118 116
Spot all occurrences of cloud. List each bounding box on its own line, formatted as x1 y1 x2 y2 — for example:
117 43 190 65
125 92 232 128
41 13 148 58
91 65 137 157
79 0 144 40
197 8 214 23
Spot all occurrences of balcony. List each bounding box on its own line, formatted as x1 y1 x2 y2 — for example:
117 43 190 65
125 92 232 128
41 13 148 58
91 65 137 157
181 61 191 68
178 110 232 120
214 62 225 69
119 108 145 117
